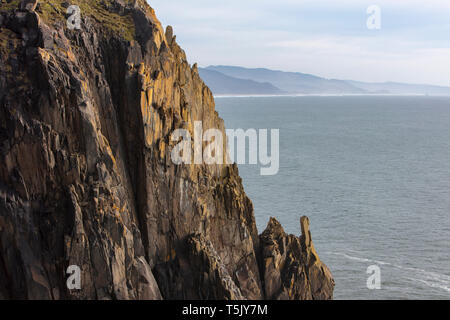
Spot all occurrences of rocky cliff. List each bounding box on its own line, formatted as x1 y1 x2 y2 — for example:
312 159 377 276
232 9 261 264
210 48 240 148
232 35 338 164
0 0 334 300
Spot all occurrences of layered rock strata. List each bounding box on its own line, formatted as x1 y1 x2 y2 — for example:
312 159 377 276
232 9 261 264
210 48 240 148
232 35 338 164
0 0 334 300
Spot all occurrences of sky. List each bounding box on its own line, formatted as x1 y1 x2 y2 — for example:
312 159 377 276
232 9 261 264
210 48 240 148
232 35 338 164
148 0 450 86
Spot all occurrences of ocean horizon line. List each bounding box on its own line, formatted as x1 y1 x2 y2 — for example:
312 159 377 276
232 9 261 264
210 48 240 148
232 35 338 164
214 93 450 98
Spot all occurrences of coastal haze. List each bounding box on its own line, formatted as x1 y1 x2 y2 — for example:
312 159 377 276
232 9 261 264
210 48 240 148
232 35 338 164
200 66 450 95
150 0 450 87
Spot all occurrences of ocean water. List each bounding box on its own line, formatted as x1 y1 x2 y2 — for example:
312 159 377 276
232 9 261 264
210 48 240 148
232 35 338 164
215 96 450 300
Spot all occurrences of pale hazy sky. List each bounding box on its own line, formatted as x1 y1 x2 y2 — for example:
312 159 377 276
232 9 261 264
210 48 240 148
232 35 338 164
148 0 450 86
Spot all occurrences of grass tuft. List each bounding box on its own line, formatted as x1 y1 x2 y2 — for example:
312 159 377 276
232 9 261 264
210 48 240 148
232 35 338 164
0 0 142 42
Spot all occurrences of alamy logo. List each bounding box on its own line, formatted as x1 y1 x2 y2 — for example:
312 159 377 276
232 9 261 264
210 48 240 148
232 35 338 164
66 265 81 290
366 5 381 30
171 121 279 176
67 5 81 30
366 265 381 290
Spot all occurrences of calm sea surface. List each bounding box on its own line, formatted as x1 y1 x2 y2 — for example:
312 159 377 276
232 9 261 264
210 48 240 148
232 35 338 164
215 96 450 300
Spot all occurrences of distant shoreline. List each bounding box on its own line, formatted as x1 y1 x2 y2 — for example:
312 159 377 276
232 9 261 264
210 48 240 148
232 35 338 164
203 66 450 98
214 93 450 98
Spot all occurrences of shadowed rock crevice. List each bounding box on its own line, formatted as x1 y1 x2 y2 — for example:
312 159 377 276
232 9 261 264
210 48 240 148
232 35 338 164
0 0 334 300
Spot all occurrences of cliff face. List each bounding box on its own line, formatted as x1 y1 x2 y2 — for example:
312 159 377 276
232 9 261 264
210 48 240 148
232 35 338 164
0 0 334 300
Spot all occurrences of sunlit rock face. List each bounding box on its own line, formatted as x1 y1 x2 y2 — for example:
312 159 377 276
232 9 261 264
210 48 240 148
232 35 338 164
0 0 333 300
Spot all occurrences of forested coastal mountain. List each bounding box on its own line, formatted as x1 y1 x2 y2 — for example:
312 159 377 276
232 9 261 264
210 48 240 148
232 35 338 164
198 68 285 95
201 65 450 95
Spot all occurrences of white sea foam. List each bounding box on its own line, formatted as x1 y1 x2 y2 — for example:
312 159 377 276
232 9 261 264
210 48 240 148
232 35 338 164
328 251 450 295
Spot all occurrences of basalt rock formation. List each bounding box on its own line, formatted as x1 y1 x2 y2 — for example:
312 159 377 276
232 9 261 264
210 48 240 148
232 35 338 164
260 217 335 300
0 0 334 300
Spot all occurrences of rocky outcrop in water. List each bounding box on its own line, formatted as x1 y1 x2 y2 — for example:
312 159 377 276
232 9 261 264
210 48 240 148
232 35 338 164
0 0 334 300
260 217 335 300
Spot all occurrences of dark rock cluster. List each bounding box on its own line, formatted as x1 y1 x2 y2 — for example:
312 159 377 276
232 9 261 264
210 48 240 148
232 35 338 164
0 0 334 300
260 217 335 300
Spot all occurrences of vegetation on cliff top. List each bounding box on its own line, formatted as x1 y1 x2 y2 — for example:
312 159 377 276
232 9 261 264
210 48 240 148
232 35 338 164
0 0 152 41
